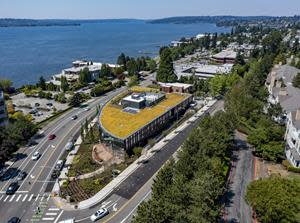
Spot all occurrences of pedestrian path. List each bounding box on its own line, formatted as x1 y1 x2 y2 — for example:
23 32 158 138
0 192 51 203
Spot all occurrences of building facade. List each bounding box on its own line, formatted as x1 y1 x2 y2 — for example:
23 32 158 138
0 91 8 126
285 110 300 167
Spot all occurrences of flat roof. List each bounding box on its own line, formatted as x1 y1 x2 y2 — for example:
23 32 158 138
100 92 189 139
212 50 237 59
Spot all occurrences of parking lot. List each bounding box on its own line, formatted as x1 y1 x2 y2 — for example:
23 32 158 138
11 93 69 123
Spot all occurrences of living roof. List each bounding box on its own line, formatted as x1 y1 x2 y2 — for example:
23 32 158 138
100 92 188 139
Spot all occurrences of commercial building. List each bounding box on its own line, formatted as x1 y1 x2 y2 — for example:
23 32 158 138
211 50 237 64
265 64 300 167
175 63 233 80
0 91 8 126
99 87 192 150
158 82 193 94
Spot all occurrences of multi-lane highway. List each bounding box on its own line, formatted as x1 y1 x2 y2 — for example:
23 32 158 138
0 85 131 222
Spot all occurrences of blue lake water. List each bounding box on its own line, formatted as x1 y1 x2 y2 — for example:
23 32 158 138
0 21 230 87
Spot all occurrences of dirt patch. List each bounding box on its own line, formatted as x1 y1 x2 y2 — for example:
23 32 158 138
92 143 123 165
256 158 299 179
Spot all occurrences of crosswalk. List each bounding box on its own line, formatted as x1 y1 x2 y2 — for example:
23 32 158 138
41 207 62 222
0 193 51 203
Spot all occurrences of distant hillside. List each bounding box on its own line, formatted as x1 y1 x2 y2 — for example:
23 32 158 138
149 16 300 26
0 18 143 27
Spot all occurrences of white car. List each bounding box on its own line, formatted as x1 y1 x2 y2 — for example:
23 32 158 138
84 107 90 111
31 152 41 161
90 208 109 222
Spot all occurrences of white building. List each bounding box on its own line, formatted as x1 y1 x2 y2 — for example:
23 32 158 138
0 91 8 126
49 60 119 86
266 64 300 167
285 110 300 167
175 63 233 80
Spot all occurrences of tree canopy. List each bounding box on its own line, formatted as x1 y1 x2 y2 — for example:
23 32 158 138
156 47 177 83
246 176 300 223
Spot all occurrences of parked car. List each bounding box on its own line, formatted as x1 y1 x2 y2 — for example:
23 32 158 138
65 142 73 151
46 102 53 107
35 103 40 107
48 134 56 140
17 171 27 181
71 115 78 120
1 169 16 181
7 217 21 223
6 182 19 195
84 107 90 111
90 208 109 222
31 152 41 161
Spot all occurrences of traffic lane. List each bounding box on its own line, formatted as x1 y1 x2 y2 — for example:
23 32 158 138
29 107 99 193
57 194 127 223
0 110 80 192
19 107 98 192
105 176 153 223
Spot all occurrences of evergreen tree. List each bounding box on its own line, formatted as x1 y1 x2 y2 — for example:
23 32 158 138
156 47 177 83
60 75 69 92
38 76 46 90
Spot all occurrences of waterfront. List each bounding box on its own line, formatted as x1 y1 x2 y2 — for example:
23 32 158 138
0 20 229 87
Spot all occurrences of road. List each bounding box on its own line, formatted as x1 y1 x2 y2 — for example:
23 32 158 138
222 131 254 223
0 74 154 222
52 100 224 223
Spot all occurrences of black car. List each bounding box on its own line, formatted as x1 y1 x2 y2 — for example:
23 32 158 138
71 115 78 120
6 182 19 195
7 217 21 223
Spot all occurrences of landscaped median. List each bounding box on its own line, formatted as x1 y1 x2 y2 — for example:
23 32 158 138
51 98 217 210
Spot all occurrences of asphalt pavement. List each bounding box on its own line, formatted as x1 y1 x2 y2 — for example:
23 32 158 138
0 86 129 222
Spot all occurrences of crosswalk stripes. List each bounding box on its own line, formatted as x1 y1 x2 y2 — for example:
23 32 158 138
41 206 61 222
0 193 51 203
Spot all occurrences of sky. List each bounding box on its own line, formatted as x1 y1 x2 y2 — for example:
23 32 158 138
0 0 299 19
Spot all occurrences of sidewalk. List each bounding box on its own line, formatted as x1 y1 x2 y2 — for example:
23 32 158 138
53 99 217 210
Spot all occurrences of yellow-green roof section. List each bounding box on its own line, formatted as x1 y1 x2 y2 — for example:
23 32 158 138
100 92 188 139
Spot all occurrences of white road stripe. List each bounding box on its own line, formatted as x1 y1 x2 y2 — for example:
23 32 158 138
16 194 22 202
45 213 58 216
22 194 28 202
0 195 4 201
47 193 51 201
4 196 9 202
35 194 40 201
28 194 34 202
42 217 55 221
9 194 16 202
40 194 44 201
54 210 64 223
49 208 60 211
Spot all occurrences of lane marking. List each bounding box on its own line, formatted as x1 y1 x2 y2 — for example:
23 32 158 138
28 194 34 202
46 213 58 216
22 194 28 202
9 194 16 202
42 217 55 221
4 195 9 202
49 208 60 211
40 194 44 201
53 210 64 223
120 191 151 223
35 194 40 201
16 194 22 202
0 195 3 201
47 193 51 201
